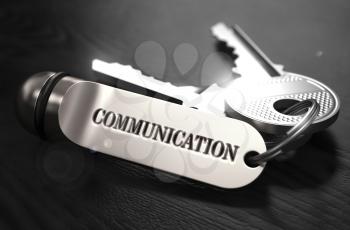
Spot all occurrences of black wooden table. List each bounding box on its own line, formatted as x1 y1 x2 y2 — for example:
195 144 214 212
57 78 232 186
1 0 349 229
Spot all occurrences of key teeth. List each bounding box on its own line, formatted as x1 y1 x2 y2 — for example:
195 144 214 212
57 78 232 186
115 62 184 93
231 67 242 76
111 62 168 84
211 22 241 68
211 23 237 49
93 59 201 104
211 23 285 76
212 23 264 76
114 63 143 77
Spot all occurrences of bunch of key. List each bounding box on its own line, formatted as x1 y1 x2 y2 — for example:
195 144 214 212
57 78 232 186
92 22 340 160
17 22 340 189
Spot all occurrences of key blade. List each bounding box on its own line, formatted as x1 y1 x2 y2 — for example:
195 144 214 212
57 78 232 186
232 24 282 76
194 81 241 116
92 59 200 106
195 84 227 116
211 23 283 78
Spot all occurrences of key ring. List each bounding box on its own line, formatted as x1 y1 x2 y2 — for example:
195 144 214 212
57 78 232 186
246 99 320 166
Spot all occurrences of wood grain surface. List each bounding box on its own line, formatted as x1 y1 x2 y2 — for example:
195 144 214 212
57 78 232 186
1 0 350 229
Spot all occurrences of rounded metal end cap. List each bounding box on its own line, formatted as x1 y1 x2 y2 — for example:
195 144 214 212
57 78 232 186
16 71 67 138
16 72 55 136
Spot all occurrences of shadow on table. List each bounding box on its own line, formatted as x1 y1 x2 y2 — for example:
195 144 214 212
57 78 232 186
35 129 338 209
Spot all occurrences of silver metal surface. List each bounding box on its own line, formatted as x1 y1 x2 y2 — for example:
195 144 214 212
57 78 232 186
58 81 266 188
17 71 56 135
91 59 226 117
92 24 339 136
211 23 340 134
248 99 320 165
17 71 83 139
92 59 201 106
224 72 339 134
211 23 284 79
44 76 82 139
92 59 339 135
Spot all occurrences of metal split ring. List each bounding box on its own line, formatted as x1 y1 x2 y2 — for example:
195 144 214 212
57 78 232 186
246 99 320 166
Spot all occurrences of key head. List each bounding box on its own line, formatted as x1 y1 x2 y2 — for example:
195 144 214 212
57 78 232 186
224 72 340 134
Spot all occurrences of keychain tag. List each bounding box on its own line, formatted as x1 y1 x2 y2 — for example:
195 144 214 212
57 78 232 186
58 81 266 188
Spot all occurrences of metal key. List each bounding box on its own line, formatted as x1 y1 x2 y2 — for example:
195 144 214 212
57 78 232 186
210 23 340 134
92 59 201 107
92 60 234 117
92 23 340 135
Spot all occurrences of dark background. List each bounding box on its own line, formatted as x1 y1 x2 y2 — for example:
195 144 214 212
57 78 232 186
1 0 350 229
